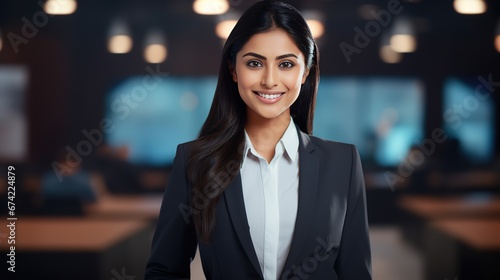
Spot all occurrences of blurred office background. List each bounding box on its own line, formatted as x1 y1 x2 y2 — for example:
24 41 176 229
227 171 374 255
0 0 499 279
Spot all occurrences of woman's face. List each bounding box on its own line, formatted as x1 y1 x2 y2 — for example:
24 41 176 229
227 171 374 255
232 29 309 120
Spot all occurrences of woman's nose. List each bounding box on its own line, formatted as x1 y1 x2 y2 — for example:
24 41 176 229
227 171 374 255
261 67 278 88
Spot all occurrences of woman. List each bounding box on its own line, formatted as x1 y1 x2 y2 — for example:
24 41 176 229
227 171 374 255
145 1 372 279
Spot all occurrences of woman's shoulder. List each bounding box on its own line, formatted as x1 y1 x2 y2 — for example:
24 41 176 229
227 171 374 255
306 134 358 154
177 140 196 150
170 140 197 162
304 134 362 168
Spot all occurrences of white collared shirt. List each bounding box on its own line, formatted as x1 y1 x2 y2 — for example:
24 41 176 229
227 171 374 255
240 118 299 280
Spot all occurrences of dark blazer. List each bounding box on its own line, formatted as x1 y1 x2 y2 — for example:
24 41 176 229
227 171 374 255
145 127 372 280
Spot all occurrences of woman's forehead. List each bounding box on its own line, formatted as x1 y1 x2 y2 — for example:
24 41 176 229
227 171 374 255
238 29 303 58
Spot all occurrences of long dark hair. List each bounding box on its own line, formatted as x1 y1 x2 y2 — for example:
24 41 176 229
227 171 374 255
187 0 320 243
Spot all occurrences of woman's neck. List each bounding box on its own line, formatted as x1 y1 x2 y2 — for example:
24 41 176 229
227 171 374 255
244 109 291 163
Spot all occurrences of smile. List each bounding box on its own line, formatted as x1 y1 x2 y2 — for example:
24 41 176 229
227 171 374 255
254 91 285 100
258 93 282 99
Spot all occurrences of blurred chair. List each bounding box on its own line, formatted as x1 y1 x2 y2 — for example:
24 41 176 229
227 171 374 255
89 144 143 194
39 152 99 216
41 170 97 203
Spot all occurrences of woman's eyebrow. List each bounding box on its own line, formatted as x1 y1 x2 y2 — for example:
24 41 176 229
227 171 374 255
242 52 299 60
276 53 298 60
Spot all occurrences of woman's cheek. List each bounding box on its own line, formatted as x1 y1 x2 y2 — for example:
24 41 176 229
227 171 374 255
284 71 303 91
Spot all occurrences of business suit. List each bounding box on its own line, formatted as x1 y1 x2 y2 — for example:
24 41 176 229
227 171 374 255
145 126 372 280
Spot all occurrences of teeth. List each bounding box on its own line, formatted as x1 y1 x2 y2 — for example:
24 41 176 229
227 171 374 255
257 92 282 100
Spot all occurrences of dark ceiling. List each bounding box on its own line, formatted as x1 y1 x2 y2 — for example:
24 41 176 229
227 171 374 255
1 0 500 76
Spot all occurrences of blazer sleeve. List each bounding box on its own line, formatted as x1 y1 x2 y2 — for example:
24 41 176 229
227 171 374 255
145 144 198 280
334 145 372 279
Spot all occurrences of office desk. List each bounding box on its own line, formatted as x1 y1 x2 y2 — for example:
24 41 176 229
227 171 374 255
398 195 500 219
0 217 151 280
85 194 163 220
425 219 500 280
397 195 500 248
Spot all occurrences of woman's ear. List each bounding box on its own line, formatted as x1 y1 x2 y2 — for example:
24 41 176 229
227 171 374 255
301 67 310 84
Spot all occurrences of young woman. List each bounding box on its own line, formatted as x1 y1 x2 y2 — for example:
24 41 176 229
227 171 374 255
145 1 372 279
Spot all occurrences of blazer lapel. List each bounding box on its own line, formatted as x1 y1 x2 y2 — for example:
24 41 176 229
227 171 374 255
223 128 320 279
282 129 320 273
223 173 264 279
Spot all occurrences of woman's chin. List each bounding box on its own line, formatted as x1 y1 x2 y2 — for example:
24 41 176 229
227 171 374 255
247 107 289 121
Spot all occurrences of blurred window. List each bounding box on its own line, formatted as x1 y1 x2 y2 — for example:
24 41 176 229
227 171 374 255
105 76 216 165
443 77 495 163
0 65 28 161
106 76 426 167
314 77 425 166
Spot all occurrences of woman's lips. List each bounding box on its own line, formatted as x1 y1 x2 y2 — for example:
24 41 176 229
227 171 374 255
253 91 285 104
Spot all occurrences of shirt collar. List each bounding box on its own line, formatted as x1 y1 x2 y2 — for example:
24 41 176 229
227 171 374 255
280 116 299 162
241 117 299 169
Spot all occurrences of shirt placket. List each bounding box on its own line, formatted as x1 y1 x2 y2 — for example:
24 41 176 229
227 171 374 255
260 148 283 280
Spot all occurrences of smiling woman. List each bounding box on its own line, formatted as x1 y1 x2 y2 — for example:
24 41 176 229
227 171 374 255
232 29 310 125
145 1 372 280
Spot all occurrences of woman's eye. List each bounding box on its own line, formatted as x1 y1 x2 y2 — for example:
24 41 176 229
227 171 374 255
247 61 263 68
279 61 294 68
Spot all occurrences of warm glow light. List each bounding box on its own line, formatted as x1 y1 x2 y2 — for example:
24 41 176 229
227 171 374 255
0 37 3 53
144 44 167 63
306 20 325 39
143 31 167 63
108 35 132 54
453 0 486 15
193 0 229 15
215 20 237 39
107 20 133 54
302 10 325 39
390 34 417 53
44 0 78 15
495 35 500 53
380 45 402 63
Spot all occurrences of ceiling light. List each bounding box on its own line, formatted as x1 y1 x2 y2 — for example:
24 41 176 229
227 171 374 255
380 32 402 63
380 45 402 63
108 36 133 54
390 16 417 53
215 12 240 39
144 31 167 63
390 34 417 53
216 20 238 39
453 0 487 15
44 0 77 15
495 35 500 53
306 20 325 39
193 0 229 15
495 18 500 53
302 10 325 39
107 20 133 54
